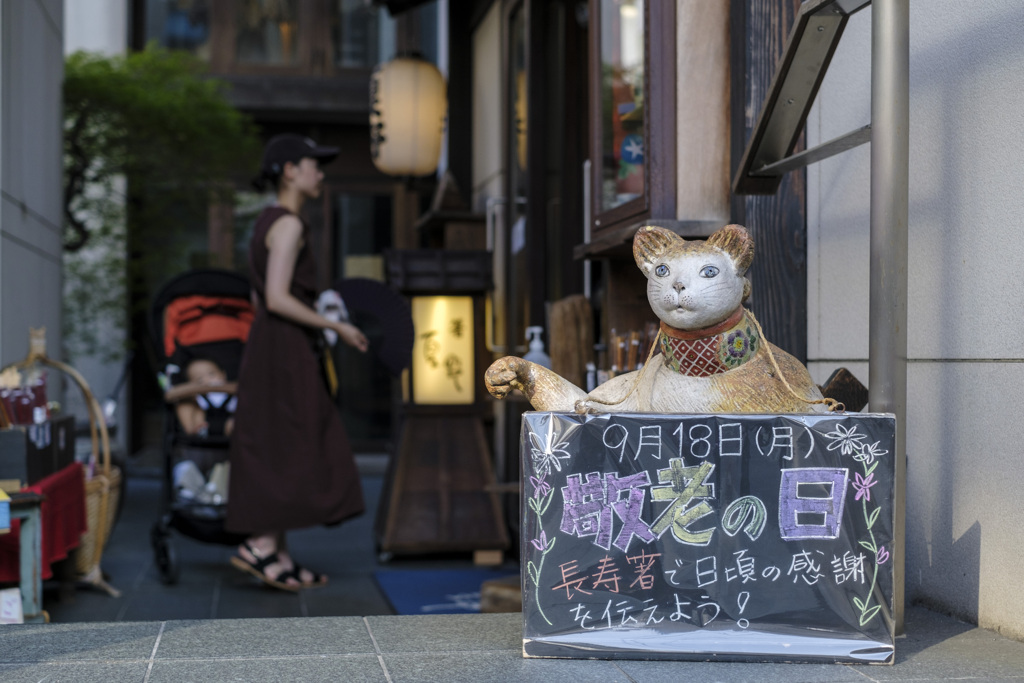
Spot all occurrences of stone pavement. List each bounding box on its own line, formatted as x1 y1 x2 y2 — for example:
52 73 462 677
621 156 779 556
40 455 514 622
1 607 1024 682
39 464 411 622
3 459 1023 681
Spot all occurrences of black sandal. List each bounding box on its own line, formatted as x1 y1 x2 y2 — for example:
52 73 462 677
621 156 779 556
230 543 302 592
292 562 328 588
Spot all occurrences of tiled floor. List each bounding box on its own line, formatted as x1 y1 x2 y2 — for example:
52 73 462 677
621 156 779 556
41 458 516 623
8 456 1024 682
3 608 1024 682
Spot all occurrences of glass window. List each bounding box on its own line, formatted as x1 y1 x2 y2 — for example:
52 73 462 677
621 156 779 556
598 0 645 212
144 0 211 59
235 0 300 65
333 192 395 447
330 0 391 68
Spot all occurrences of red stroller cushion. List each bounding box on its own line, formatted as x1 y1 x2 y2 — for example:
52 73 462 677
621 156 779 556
164 295 254 358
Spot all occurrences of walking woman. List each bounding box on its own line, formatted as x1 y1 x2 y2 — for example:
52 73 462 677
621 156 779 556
226 134 368 591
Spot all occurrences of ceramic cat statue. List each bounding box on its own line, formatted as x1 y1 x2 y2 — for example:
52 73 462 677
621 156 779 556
485 224 830 414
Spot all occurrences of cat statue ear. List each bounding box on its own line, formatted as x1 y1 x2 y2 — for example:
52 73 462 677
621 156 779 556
707 223 755 274
633 225 680 273
708 224 755 302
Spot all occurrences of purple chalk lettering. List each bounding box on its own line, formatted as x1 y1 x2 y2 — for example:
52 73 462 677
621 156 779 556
778 467 849 540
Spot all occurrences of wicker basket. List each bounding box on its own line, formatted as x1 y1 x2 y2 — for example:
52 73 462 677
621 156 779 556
74 464 121 579
1 329 121 596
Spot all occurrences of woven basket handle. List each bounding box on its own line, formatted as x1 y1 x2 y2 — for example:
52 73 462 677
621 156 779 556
0 338 111 480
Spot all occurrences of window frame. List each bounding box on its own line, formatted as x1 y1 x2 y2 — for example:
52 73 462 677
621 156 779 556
164 0 386 78
586 0 676 244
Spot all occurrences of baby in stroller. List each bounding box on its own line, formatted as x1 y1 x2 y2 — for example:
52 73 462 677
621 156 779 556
165 353 241 508
164 357 237 437
148 269 254 583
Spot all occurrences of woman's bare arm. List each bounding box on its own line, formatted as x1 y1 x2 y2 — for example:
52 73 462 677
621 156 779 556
263 214 368 351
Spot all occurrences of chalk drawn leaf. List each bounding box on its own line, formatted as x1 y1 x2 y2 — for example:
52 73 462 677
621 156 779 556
859 605 882 626
527 561 539 585
853 596 865 611
859 540 877 553
867 507 881 529
865 461 878 477
537 488 554 516
527 497 541 514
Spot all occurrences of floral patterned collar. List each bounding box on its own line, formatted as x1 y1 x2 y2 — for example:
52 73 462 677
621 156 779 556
659 308 760 377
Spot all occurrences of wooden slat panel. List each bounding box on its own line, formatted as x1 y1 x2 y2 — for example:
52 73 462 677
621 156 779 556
380 413 509 554
731 0 808 363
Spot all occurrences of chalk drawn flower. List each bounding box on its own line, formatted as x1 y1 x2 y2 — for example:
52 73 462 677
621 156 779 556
530 530 554 552
853 440 888 465
529 475 551 500
528 428 572 478
877 546 890 565
825 423 868 455
852 471 878 502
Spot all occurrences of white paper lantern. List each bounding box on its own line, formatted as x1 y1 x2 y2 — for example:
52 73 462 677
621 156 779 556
369 56 447 176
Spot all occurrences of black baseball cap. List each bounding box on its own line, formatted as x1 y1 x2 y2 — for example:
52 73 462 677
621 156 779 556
260 134 339 176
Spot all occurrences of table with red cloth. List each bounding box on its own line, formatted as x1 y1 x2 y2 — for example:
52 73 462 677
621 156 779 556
0 462 87 582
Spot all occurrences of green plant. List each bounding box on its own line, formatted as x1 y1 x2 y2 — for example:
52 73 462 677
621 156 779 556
63 45 260 361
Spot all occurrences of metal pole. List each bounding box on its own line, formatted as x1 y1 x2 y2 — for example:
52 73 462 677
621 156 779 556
869 0 909 636
582 160 592 299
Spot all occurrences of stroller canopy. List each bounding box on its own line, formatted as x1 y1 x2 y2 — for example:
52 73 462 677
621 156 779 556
149 269 254 384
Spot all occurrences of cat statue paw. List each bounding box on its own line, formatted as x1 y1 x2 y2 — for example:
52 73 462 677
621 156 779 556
484 223 828 414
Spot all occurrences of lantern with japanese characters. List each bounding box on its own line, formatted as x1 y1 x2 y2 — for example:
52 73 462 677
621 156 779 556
369 56 447 177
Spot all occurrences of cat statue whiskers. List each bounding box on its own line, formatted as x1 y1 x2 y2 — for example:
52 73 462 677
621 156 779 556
484 224 830 414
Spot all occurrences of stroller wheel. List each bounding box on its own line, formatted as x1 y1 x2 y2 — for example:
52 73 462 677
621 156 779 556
153 534 180 585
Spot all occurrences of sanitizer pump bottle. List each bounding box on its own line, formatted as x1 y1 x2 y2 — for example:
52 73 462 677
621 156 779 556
523 326 552 369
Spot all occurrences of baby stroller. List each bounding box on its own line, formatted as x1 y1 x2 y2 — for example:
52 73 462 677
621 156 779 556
147 268 253 584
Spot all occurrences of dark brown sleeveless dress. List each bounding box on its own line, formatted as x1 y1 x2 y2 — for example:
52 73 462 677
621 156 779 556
225 205 365 534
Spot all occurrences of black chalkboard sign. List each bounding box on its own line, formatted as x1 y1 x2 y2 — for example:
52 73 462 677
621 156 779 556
520 412 896 664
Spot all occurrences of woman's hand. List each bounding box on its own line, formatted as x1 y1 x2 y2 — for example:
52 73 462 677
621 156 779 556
336 322 368 352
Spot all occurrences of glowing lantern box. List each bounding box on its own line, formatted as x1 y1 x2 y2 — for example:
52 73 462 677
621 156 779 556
375 249 509 559
410 296 475 405
520 411 897 663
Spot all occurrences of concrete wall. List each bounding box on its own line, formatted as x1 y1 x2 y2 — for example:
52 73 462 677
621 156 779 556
64 0 126 55
470 3 503 210
0 0 64 365
471 3 507 471
806 3 1024 639
675 1 730 223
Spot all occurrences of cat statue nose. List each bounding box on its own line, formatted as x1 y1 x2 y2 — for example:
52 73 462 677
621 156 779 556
673 280 686 292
